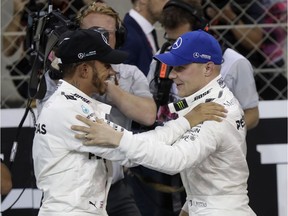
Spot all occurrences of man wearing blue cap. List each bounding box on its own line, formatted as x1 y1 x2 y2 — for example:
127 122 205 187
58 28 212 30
71 30 255 216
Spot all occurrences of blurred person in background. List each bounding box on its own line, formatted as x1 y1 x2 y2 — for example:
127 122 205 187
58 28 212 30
256 0 287 100
202 0 264 68
119 0 168 76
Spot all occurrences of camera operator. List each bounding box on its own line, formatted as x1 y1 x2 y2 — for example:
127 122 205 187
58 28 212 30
2 0 91 100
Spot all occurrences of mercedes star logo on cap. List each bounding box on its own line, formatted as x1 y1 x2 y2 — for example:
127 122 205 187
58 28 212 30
193 52 200 58
78 53 85 59
172 37 182 49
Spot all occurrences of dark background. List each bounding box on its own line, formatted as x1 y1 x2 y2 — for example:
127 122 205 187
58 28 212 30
246 118 287 216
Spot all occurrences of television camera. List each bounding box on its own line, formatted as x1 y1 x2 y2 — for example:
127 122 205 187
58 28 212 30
26 2 78 99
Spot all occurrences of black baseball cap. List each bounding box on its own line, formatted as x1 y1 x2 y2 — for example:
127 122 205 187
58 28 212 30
55 29 129 64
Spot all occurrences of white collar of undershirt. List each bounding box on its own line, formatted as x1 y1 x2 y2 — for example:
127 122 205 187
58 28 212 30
168 75 225 116
129 9 154 35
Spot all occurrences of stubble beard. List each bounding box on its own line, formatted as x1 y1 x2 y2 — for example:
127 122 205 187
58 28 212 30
92 69 107 95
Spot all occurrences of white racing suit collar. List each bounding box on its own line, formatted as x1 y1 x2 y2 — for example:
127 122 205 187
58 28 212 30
168 75 226 116
58 79 112 118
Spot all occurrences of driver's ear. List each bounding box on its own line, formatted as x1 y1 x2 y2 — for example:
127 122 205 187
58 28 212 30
77 62 91 78
204 62 214 77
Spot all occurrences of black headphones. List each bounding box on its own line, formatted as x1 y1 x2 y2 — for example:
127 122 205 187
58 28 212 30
152 41 174 107
77 3 127 49
110 6 127 49
163 0 209 31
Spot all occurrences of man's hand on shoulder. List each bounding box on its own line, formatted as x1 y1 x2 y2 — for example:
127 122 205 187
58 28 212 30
184 102 227 127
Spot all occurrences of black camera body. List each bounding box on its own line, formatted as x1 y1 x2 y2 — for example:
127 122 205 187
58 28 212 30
26 6 78 99
26 9 78 64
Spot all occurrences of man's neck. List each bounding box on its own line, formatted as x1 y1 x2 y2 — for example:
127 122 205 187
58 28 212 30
131 8 155 25
64 78 91 96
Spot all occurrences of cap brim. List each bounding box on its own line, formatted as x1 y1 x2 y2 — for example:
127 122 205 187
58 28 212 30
154 52 191 66
99 50 129 64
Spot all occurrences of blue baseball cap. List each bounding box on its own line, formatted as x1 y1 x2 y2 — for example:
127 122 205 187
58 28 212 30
154 30 222 66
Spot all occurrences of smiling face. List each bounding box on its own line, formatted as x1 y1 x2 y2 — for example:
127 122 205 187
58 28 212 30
168 63 207 98
90 60 110 95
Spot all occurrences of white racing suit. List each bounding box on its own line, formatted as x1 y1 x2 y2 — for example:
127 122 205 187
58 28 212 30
33 79 188 216
91 75 256 216
33 80 118 216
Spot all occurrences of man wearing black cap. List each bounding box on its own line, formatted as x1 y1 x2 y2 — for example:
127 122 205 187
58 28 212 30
71 30 256 216
32 29 129 216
